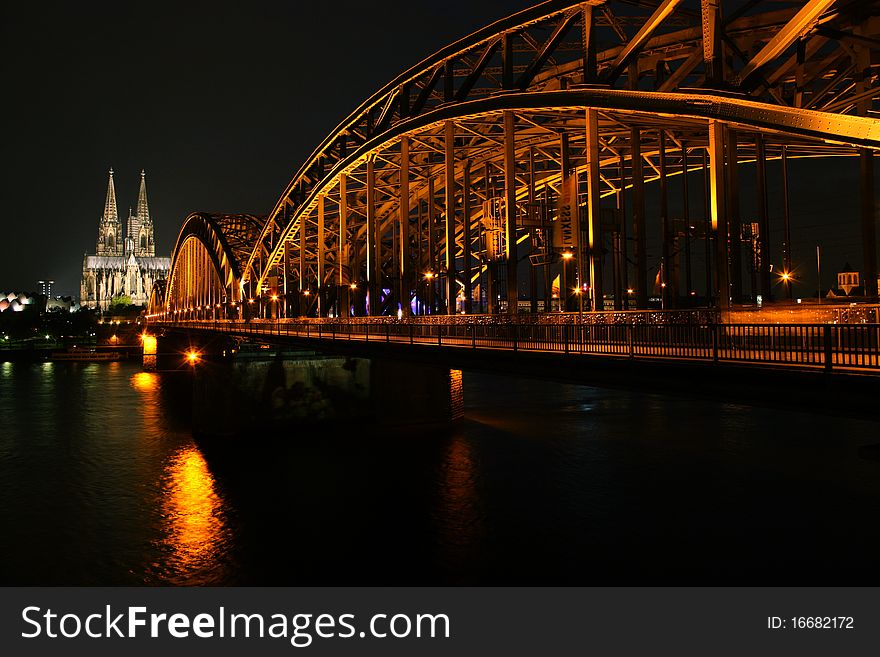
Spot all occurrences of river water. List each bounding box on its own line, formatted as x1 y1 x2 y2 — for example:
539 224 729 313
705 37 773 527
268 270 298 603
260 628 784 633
1 359 879 585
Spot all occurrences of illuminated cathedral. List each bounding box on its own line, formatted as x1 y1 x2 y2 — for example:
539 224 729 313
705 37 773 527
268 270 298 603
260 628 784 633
80 169 171 311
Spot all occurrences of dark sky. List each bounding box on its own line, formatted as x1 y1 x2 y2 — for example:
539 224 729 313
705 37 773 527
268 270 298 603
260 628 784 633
1 0 875 298
1 0 534 296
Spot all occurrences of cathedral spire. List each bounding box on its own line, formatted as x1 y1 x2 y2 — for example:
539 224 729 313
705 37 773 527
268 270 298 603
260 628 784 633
136 169 150 225
103 168 118 223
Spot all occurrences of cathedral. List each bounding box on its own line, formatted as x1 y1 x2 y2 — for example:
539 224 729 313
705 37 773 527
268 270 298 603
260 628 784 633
80 169 171 311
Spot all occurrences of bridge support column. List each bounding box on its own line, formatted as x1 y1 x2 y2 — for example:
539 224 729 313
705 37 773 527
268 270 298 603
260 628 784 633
861 149 878 302
339 174 350 318
659 129 671 309
701 149 713 304
399 138 411 315
755 134 771 302
366 157 378 316
299 208 307 316
318 195 326 318
614 151 629 310
781 145 793 299
585 108 603 311
445 120 458 315
631 127 647 309
559 132 573 312
725 127 742 304
708 120 730 310
504 110 518 315
462 160 473 314
427 178 437 314
681 143 692 303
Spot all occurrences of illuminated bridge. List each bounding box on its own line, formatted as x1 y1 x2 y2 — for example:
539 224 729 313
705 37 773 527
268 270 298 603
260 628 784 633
148 0 880 385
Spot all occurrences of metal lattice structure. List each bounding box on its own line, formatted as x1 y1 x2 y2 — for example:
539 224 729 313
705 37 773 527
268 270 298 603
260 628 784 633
152 0 880 320
162 213 265 316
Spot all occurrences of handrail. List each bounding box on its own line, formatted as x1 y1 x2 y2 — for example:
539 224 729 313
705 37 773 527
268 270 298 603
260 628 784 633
151 319 880 373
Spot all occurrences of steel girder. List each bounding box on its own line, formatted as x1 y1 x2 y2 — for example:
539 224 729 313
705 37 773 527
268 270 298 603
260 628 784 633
237 0 879 294
249 87 877 302
162 213 265 312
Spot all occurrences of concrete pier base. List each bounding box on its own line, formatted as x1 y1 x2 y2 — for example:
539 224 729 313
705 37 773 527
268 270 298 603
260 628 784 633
189 348 462 439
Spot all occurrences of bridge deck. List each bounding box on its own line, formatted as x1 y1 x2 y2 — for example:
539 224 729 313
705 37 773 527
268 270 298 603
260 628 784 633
154 319 880 375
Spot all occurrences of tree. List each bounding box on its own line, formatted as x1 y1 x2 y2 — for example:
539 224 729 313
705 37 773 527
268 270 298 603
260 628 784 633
109 295 132 311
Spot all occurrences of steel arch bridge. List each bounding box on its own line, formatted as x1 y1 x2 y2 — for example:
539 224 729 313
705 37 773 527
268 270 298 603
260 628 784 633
150 0 880 322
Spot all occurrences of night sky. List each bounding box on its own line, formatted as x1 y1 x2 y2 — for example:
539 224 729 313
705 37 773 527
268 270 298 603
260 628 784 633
1 0 875 298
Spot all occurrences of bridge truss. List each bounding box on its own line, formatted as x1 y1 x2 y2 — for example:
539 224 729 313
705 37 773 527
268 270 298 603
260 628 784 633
152 0 880 320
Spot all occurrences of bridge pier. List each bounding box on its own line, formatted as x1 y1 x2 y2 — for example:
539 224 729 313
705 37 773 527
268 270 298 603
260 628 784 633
189 348 463 439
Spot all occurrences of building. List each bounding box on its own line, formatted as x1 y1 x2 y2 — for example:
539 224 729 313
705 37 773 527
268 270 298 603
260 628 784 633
825 263 880 300
81 169 171 311
38 280 54 297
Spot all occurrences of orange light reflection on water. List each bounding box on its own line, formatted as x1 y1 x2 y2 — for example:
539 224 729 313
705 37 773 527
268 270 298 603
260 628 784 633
160 446 229 583
131 371 157 392
437 434 485 568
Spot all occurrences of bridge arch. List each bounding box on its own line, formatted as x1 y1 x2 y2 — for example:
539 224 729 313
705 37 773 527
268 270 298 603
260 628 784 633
155 0 877 318
150 212 265 318
238 0 879 316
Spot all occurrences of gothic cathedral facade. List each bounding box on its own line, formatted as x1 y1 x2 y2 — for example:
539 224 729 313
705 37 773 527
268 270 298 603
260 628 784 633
81 169 171 311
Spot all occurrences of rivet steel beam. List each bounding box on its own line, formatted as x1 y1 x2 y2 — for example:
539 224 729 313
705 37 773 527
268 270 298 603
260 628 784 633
738 0 837 89
504 110 519 315
445 120 458 315
607 0 683 85
708 119 730 310
399 138 410 315
631 127 647 309
585 107 603 311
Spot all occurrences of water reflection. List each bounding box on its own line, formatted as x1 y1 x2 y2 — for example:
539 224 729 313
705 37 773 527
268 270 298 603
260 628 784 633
131 371 157 393
157 446 231 584
436 433 485 576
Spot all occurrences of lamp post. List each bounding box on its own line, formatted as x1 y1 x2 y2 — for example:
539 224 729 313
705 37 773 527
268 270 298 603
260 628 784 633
424 271 436 315
561 251 573 312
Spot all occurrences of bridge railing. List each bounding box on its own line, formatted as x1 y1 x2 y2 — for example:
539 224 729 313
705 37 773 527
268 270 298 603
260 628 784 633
153 319 880 373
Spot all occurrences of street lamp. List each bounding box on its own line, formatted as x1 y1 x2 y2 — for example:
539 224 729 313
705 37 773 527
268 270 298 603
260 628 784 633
561 252 573 312
424 271 436 315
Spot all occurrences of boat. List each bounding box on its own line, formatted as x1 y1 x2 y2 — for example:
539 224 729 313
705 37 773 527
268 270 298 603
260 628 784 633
50 348 123 362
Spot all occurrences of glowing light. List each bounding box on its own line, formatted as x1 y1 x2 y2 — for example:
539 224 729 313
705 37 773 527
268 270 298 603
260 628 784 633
187 350 200 364
159 446 230 584
627 288 634 294
142 334 157 356
425 272 435 280
131 371 158 392
350 283 357 290
303 290 311 296
562 252 574 260
248 299 255 304
781 272 791 282
271 295 278 301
